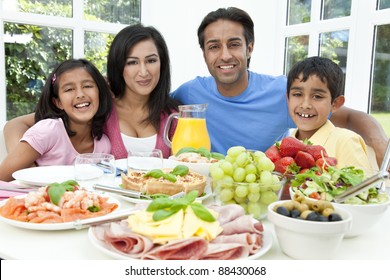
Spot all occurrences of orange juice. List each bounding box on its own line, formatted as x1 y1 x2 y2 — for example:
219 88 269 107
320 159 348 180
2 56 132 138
171 118 211 155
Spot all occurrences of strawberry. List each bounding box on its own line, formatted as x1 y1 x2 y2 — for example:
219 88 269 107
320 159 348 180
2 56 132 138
294 151 316 169
279 137 307 157
265 145 282 163
304 144 328 160
274 156 296 174
315 157 338 171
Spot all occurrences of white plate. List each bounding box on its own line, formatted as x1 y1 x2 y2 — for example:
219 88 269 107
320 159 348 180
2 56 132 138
0 194 121 231
12 165 76 186
88 225 272 260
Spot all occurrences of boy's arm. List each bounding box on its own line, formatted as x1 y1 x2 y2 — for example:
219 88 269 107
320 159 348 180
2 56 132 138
3 113 36 153
330 106 389 169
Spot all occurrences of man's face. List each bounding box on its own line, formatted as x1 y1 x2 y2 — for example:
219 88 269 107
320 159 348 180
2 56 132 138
202 19 253 96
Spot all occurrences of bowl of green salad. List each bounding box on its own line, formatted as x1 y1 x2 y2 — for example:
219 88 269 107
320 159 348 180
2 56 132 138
289 166 390 238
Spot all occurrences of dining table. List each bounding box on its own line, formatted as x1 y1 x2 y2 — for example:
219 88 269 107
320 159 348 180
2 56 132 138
1 178 389 261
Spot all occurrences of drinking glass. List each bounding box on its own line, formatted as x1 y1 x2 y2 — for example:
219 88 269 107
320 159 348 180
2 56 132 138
74 153 116 189
127 149 163 172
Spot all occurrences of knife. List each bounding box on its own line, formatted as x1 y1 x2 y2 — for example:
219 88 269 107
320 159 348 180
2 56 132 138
73 209 138 230
92 184 152 199
0 186 35 193
92 184 186 200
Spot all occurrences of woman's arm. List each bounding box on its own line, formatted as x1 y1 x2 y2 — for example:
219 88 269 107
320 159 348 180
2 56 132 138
330 106 389 168
3 113 36 153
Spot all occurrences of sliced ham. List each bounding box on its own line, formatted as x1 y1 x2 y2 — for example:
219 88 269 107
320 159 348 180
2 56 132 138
212 233 263 254
142 237 208 260
93 221 155 259
221 215 263 235
201 243 249 260
208 204 245 225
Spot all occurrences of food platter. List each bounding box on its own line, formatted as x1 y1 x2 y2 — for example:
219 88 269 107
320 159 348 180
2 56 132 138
87 226 272 260
114 158 212 203
0 194 121 231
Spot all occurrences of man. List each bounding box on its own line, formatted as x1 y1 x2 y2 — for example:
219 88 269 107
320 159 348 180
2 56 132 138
171 7 388 166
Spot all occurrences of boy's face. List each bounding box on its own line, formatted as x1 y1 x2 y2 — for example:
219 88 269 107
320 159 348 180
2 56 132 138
287 74 342 140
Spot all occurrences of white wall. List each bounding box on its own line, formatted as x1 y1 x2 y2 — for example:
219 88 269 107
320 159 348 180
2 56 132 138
141 0 280 91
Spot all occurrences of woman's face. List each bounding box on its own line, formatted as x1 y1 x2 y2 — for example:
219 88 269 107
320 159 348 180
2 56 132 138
122 39 161 98
53 67 100 125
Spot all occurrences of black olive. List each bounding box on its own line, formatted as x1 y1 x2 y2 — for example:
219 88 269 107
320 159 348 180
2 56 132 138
328 213 342 221
306 212 319 221
316 215 328 222
276 206 290 217
290 209 301 218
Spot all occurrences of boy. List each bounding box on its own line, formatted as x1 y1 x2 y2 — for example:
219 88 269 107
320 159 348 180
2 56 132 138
286 56 373 171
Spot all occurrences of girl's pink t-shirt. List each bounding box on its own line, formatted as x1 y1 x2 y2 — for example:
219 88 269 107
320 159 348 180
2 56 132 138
21 118 111 166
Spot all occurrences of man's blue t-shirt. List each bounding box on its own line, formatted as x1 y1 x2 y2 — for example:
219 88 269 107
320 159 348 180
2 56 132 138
171 71 295 155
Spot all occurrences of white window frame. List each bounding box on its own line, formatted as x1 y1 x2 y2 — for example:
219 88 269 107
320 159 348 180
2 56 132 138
274 0 390 113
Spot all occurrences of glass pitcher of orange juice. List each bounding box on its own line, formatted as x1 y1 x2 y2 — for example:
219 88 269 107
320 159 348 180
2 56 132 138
163 104 211 155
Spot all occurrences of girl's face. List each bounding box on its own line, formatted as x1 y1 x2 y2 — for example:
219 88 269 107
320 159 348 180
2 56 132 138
287 74 343 140
53 67 100 125
122 39 161 98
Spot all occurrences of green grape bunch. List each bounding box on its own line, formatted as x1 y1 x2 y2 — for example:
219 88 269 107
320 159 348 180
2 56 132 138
210 146 284 219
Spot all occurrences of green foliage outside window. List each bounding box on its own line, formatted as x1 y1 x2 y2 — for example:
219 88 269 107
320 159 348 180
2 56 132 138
4 0 140 120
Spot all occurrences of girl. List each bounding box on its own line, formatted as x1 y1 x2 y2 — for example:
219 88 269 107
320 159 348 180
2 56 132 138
0 59 112 181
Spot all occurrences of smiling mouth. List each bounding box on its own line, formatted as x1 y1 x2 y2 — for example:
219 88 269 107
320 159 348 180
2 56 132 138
218 65 234 70
75 102 90 109
297 112 315 118
137 80 151 86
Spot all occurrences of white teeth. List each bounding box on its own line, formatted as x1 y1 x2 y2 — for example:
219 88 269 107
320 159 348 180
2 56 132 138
75 102 90 108
298 113 313 118
219 65 234 69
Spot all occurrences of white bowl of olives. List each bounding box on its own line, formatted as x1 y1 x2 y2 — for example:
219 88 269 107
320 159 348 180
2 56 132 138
267 197 352 260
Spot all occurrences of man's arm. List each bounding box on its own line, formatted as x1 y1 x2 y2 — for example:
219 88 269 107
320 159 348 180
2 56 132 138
3 113 36 153
330 106 389 168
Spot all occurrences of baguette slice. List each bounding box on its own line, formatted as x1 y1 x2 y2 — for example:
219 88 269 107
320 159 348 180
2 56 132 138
121 168 207 197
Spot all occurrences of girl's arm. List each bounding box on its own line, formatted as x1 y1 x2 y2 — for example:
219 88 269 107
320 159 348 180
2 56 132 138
3 113 36 153
0 141 40 182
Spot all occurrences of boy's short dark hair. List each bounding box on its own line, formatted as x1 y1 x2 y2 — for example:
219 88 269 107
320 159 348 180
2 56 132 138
287 56 345 102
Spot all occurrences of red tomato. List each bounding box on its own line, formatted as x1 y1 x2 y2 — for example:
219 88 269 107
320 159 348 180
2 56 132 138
309 192 321 200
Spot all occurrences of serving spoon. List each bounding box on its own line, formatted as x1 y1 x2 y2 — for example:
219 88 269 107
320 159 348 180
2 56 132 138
333 139 390 203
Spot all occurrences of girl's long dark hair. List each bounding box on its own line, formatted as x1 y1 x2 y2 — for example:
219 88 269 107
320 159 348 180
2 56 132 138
35 59 112 139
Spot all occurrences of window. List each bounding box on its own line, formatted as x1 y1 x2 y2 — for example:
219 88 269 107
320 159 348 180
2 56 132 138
370 24 390 133
1 0 140 124
280 0 390 137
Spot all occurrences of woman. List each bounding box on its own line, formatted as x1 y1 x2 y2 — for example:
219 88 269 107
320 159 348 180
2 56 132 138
105 24 179 159
3 24 179 159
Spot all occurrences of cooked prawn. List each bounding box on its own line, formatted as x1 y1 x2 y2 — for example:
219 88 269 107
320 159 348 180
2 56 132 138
24 187 47 208
27 202 61 213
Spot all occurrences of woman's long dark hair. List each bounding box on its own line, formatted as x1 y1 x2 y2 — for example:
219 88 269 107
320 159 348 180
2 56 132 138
35 59 112 140
107 24 178 131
